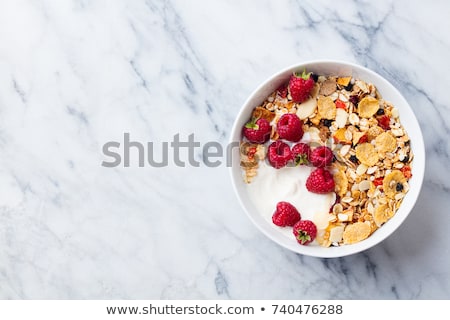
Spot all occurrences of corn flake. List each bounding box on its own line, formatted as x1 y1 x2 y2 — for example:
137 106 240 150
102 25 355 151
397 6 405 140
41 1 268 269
343 222 371 244
358 96 379 118
375 132 397 153
355 143 379 166
317 96 336 120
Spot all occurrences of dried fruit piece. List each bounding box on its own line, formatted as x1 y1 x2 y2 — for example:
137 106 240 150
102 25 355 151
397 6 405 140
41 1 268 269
373 203 394 227
375 132 397 153
343 222 371 244
357 96 379 118
355 143 379 166
333 127 351 144
317 96 337 120
334 169 348 197
337 77 351 87
401 165 413 179
383 170 407 198
335 99 347 110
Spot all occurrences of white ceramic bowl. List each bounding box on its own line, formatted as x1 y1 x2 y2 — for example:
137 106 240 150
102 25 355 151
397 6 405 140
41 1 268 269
229 60 425 258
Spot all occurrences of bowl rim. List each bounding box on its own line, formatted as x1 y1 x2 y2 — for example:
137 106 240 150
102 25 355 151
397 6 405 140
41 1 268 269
229 59 425 258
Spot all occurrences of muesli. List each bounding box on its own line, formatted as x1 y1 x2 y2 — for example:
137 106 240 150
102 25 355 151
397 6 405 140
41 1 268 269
240 71 413 247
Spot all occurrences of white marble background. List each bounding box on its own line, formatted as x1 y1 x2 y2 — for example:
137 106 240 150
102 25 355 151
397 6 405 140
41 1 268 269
0 0 449 299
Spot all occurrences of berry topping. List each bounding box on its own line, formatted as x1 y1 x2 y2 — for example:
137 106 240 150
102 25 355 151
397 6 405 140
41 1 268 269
377 115 391 130
349 95 359 105
242 118 271 144
288 70 315 103
293 220 317 245
276 113 303 142
267 141 293 169
310 146 334 168
292 143 311 166
272 201 301 227
335 99 347 110
306 167 335 194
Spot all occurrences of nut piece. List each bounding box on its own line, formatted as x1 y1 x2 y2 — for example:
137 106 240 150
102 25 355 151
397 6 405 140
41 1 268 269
343 222 371 244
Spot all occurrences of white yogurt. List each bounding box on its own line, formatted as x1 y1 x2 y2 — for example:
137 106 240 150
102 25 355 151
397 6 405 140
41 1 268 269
246 161 336 240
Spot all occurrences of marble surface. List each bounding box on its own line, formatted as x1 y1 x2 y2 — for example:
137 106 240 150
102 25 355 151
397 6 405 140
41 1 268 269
0 0 449 299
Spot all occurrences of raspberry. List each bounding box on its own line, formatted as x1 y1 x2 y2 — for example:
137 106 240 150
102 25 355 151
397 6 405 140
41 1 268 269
242 118 271 144
272 201 301 227
310 146 333 168
292 143 311 166
277 113 303 142
288 70 315 103
306 167 335 194
267 141 293 169
293 220 317 245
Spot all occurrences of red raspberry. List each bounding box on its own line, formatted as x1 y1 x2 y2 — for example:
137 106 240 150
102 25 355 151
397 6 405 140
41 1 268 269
288 70 315 103
310 146 333 168
293 220 317 245
306 168 335 194
242 118 271 144
272 201 301 227
292 143 311 166
277 113 303 142
267 141 293 169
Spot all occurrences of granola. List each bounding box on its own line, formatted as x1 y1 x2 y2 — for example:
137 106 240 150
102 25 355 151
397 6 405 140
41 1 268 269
241 74 413 247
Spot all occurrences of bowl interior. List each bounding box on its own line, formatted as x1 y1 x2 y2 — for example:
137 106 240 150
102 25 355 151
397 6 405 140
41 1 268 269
230 60 425 258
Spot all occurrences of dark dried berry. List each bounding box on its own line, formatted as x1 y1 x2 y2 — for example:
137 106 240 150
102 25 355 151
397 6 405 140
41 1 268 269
396 183 404 192
311 73 319 82
401 155 410 163
376 108 385 115
322 119 333 127
344 82 354 91
349 95 359 105
349 155 358 163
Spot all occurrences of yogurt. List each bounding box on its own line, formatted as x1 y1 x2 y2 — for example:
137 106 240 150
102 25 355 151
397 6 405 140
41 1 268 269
246 161 336 241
